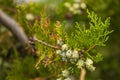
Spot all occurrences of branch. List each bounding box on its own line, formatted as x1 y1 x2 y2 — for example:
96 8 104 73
85 45 96 53
80 68 86 80
32 36 60 49
0 9 29 45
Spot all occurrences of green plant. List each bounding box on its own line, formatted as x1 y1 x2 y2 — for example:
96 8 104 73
6 6 112 79
1 0 120 80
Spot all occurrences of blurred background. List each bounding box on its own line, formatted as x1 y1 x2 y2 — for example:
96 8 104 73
0 0 120 80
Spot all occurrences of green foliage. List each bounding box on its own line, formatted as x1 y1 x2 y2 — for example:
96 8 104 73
93 53 103 63
0 0 14 8
1 0 119 80
65 10 113 49
86 52 103 63
6 56 36 80
6 56 52 80
5 8 112 79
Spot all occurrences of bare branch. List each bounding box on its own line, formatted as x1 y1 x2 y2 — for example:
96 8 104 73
32 36 60 49
0 10 29 45
80 68 86 80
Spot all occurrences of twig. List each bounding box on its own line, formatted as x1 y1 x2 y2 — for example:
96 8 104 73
33 36 60 49
80 68 86 80
0 9 29 45
85 45 96 53
35 58 41 69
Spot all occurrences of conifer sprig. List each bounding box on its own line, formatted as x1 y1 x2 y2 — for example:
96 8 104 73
65 10 113 50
